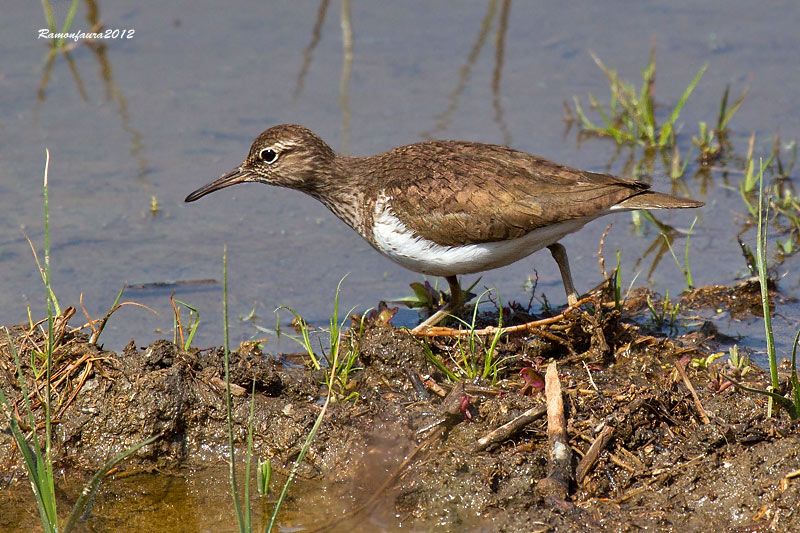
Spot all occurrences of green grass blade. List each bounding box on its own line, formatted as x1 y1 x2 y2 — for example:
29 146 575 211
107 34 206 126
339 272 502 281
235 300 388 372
222 245 246 531
658 63 707 147
791 329 800 412
267 286 346 531
242 380 256 532
59 0 80 33
3 328 56 531
174 300 200 350
684 217 697 288
257 458 272 496
756 160 779 416
55 0 81 48
718 84 749 131
275 307 319 369
482 293 503 381
588 93 613 129
266 393 329 532
0 387 49 522
640 47 657 140
40 0 56 32
715 85 730 133
421 341 459 382
63 434 161 533
572 96 597 131
42 150 60 316
42 149 58 529
725 377 799 418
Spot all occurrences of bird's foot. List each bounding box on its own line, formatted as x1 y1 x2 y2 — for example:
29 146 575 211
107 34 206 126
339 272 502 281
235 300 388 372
412 275 465 333
412 303 457 333
566 292 579 308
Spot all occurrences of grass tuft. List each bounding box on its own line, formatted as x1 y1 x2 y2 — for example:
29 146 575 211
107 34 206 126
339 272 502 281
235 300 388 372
571 46 706 149
220 245 249 531
424 289 508 385
692 84 748 165
725 160 800 419
0 150 160 532
171 294 200 350
277 275 365 400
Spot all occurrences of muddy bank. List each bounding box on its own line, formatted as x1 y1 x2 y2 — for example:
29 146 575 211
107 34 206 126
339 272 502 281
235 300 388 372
1 282 799 531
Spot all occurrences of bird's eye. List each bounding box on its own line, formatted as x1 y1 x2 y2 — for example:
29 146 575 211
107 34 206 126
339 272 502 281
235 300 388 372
259 148 278 163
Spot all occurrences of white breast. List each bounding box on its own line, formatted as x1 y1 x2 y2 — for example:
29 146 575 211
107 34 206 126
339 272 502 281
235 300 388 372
372 194 595 277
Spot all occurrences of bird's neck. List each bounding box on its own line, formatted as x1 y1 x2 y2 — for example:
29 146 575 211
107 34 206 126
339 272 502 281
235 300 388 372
303 153 374 237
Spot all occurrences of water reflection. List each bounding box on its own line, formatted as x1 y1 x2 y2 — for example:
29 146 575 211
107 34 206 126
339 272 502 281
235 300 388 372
339 0 353 154
293 0 352 154
34 0 148 182
294 0 330 99
422 0 503 141
491 0 512 147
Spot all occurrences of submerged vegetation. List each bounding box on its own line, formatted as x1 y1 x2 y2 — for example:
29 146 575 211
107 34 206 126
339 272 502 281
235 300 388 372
569 46 800 265
570 47 708 150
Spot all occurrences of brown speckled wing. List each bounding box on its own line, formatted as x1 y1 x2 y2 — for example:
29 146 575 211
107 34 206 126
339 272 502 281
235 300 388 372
377 141 651 247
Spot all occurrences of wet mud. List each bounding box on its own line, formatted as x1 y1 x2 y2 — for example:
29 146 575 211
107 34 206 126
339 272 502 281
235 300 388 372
1 282 799 531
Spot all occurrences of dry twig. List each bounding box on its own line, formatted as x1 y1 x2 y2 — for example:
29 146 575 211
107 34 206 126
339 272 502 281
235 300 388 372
471 404 547 453
575 424 615 483
535 363 572 500
414 296 596 337
675 358 710 424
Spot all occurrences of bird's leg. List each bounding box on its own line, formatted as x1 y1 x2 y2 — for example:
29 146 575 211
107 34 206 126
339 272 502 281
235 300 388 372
412 275 464 332
547 243 579 307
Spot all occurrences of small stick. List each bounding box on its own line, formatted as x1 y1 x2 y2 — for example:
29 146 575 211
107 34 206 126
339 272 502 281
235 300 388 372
414 296 596 337
674 359 710 424
582 361 600 393
79 292 97 339
81 300 157 345
598 222 614 279
471 404 547 453
170 291 184 347
575 424 615 483
607 452 636 472
535 363 572 500
422 377 448 398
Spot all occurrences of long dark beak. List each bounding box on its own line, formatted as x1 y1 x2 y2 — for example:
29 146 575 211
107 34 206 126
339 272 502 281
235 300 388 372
185 168 250 202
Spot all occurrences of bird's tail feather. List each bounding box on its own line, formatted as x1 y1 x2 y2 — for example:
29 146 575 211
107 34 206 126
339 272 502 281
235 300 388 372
613 191 704 210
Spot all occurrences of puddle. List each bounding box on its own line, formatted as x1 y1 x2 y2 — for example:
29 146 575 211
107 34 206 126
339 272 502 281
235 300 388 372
0 466 397 532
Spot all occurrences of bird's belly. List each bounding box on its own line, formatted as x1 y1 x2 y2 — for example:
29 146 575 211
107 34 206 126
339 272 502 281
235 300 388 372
373 207 594 277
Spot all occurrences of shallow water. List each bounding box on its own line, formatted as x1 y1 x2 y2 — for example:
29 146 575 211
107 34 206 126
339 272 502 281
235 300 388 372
2 1 799 361
0 466 415 532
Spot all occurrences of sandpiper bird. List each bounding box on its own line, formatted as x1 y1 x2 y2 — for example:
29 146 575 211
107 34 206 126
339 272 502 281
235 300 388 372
185 124 703 331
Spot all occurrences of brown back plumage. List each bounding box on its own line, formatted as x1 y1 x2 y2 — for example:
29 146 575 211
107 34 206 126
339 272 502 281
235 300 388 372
358 141 701 246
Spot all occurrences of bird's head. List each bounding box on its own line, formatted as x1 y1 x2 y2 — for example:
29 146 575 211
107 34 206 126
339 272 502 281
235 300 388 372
185 124 336 202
